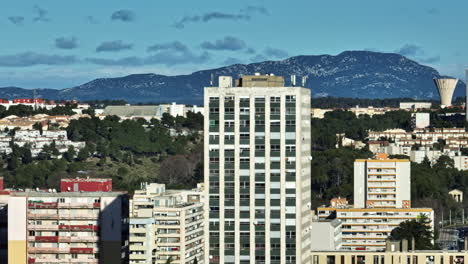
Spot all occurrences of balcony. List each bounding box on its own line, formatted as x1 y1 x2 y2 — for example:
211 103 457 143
28 248 69 254
70 248 94 254
58 224 98 232
58 203 98 209
28 224 58 231
28 202 58 209
32 236 59 242
27 213 58 220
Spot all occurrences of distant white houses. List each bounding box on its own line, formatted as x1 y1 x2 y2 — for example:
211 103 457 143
0 129 85 157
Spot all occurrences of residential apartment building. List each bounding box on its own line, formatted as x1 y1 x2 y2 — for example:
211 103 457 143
354 154 411 209
8 191 128 264
317 154 433 251
129 183 204 264
204 75 311 264
317 207 434 251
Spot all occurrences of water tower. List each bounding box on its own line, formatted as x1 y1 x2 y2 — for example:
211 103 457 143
433 78 458 107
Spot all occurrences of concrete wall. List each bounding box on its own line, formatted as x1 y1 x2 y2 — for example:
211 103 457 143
8 196 27 264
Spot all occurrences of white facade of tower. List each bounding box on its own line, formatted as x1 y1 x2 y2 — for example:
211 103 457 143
204 77 311 264
353 158 411 209
434 78 458 107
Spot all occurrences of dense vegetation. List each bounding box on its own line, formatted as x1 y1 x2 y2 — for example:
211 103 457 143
2 112 204 192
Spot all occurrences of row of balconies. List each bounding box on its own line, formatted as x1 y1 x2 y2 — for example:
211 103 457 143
27 213 99 220
28 202 100 209
28 247 95 254
28 236 99 243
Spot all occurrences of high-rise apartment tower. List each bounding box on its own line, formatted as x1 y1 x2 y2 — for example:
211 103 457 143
204 74 311 264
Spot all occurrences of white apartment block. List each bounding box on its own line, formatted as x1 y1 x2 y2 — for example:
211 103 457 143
316 208 434 251
129 183 204 264
7 191 128 264
354 156 411 209
204 75 311 264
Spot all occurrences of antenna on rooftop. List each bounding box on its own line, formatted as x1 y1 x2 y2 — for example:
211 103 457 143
291 75 296 86
301 76 308 87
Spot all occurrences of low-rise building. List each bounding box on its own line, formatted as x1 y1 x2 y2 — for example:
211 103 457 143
310 219 342 251
311 249 467 264
316 207 434 251
60 178 113 192
399 102 432 110
129 183 204 264
449 189 463 203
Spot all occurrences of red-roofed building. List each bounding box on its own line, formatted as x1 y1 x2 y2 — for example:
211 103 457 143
60 178 112 192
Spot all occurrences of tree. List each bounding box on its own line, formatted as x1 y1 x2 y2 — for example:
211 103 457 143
64 146 76 162
193 257 198 264
388 215 434 250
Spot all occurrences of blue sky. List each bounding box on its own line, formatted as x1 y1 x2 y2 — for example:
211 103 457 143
1 0 467 88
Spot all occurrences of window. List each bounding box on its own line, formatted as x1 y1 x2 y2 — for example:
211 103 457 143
255 107 265 114
270 121 281 127
256 145 265 151
209 96 219 102
240 194 250 200
240 157 249 163
271 145 280 151
209 120 219 127
224 107 234 114
240 120 250 127
240 97 250 104
240 107 250 115
225 135 235 141
255 120 265 126
286 145 296 152
225 121 235 127
210 107 219 113
225 157 235 163
285 95 296 102
240 133 249 139
255 96 265 103
286 107 295 114
286 120 296 126
209 157 219 163
270 96 280 103
225 96 234 103
270 107 280 114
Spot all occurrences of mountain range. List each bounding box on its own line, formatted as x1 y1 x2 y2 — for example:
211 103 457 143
0 51 465 105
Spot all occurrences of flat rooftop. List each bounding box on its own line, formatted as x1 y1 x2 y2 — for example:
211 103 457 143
10 191 126 197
